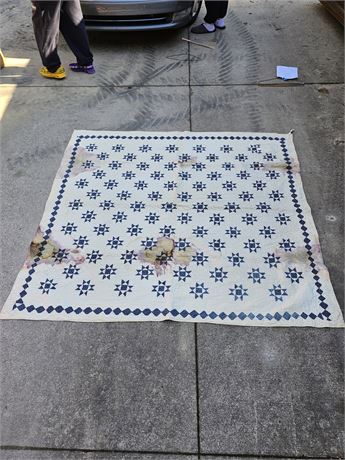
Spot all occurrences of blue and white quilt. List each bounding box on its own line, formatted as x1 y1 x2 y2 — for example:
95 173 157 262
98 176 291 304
1 131 343 326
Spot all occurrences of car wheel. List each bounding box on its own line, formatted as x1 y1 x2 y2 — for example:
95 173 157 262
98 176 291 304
189 0 202 25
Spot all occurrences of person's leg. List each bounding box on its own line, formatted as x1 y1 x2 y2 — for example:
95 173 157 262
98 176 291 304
192 1 228 33
191 0 217 33
204 1 227 24
32 1 62 72
218 1 229 19
60 0 94 68
214 1 229 29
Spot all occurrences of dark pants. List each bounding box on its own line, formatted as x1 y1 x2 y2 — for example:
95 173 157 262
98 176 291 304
32 0 93 72
204 1 229 23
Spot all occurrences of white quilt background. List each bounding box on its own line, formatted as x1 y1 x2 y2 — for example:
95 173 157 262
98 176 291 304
1 131 343 326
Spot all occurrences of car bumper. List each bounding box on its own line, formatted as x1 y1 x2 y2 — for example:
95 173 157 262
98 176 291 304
80 1 197 31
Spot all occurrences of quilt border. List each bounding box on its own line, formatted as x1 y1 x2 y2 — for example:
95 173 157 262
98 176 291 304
8 132 336 324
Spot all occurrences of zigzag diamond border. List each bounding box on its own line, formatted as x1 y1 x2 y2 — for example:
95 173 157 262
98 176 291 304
9 133 333 323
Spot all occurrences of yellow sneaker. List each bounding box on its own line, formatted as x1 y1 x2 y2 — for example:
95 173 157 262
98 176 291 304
39 65 66 80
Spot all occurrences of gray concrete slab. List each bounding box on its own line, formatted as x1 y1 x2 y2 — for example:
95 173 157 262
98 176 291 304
0 86 196 453
5 0 342 88
201 458 320 460
201 458 321 460
0 450 197 460
191 0 344 85
0 321 197 452
0 0 189 87
197 327 344 457
192 85 343 457
192 84 344 457
1 454 317 460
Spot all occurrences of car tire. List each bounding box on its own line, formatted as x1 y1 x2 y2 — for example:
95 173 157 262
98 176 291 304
189 1 202 25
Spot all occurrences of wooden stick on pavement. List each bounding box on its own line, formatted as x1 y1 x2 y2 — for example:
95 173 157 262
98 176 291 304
182 37 215 50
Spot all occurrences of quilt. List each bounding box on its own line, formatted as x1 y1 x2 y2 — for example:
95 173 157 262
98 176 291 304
1 131 343 327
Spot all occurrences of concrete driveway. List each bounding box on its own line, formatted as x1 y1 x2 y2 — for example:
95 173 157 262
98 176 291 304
0 0 344 458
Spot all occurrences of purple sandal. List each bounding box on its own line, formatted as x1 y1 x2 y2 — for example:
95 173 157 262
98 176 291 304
69 63 96 74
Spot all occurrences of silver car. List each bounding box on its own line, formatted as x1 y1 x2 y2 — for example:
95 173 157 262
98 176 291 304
80 0 202 31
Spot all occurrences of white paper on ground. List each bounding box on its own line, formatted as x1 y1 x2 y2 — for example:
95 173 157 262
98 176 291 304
277 66 299 80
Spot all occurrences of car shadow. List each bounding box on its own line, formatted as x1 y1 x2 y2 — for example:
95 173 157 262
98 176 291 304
88 28 185 49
